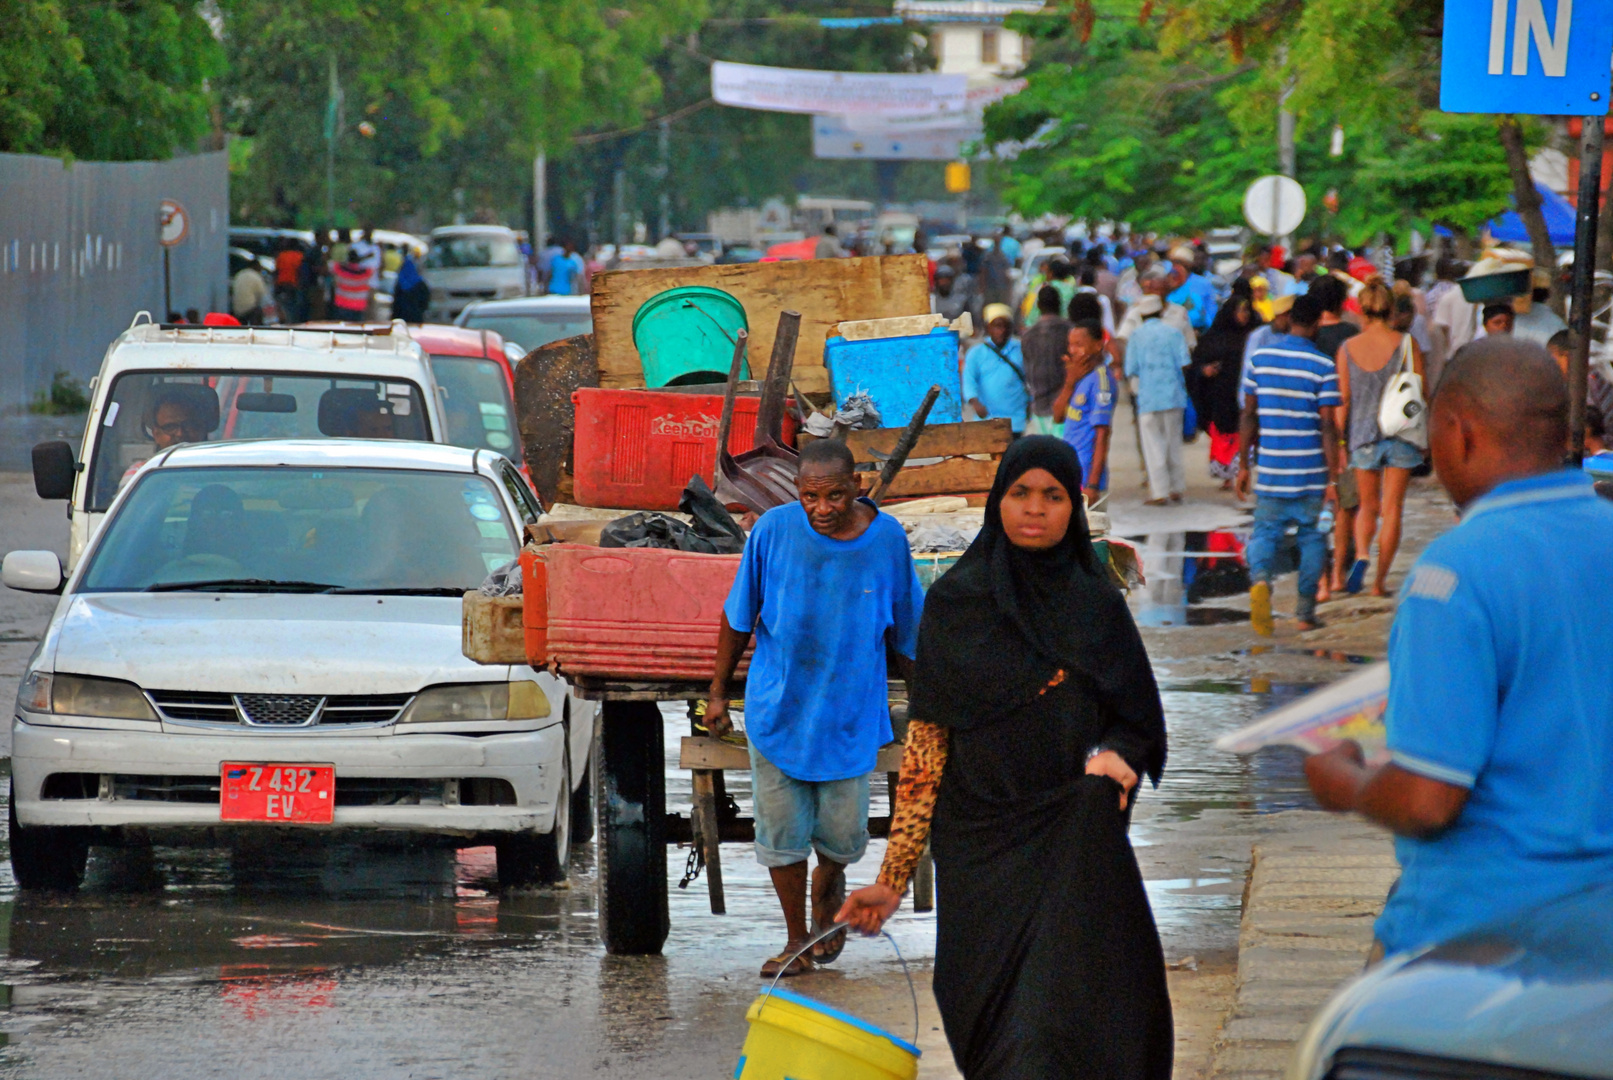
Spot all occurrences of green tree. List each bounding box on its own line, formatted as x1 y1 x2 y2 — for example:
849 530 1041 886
220 0 704 227
0 0 221 160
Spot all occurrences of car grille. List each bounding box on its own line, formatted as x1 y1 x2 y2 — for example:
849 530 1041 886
41 773 516 807
1326 1048 1587 1080
147 690 413 729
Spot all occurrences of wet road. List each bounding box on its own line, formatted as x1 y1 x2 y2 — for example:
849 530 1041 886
0 473 1347 1078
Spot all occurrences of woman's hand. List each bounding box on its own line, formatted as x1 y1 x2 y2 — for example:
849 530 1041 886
837 883 902 936
1086 750 1138 810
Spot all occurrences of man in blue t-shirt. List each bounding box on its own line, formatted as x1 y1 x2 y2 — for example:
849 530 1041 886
707 439 923 978
546 239 586 296
1237 292 1340 632
1306 337 1613 957
962 303 1029 433
1053 318 1115 503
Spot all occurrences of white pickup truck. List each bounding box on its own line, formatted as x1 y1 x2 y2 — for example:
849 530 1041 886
31 316 449 569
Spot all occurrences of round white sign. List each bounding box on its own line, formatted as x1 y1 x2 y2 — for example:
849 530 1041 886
1242 175 1307 237
158 199 190 247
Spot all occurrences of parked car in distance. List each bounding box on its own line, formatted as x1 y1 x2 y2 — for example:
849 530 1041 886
424 225 527 321
1290 880 1613 1080
29 316 449 569
2 439 596 892
455 296 591 355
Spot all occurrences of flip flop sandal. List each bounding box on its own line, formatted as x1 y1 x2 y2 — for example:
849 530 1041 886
760 950 814 979
810 868 848 965
1344 559 1369 595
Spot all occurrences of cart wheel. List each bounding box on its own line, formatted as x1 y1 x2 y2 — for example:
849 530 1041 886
596 700 668 955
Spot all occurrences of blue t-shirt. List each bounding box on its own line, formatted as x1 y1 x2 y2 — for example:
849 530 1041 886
962 339 1028 432
723 501 924 782
1061 365 1115 490
1376 470 1613 954
1168 272 1219 330
548 253 585 296
1241 334 1340 497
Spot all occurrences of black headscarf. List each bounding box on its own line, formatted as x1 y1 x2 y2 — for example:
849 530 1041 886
910 436 1166 781
1190 296 1258 435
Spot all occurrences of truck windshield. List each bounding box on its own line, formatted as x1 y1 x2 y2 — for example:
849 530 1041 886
428 355 520 457
78 467 518 593
426 236 521 269
88 372 431 512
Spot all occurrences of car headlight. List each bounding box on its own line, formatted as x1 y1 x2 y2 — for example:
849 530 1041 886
21 671 159 721
398 681 550 723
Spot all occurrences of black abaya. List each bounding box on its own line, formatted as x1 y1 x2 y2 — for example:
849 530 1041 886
911 436 1173 1080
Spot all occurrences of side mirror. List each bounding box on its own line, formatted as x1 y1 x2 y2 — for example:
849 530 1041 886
2 551 65 594
32 441 76 501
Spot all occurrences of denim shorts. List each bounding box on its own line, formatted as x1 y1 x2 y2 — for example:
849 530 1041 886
1350 437 1424 471
748 743 870 868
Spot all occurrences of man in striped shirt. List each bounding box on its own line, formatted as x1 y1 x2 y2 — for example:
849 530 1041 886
1236 291 1341 633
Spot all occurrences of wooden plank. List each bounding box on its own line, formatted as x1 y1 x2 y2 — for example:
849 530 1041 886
514 334 598 509
679 736 904 773
857 456 1000 499
588 255 930 392
691 771 726 915
801 419 1012 462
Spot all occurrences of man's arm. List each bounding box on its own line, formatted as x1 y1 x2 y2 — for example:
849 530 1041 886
1321 406 1340 485
1084 426 1111 502
1051 361 1081 424
1305 742 1470 838
704 614 753 737
1235 393 1259 499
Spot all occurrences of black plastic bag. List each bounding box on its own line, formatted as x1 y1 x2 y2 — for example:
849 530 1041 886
599 476 747 554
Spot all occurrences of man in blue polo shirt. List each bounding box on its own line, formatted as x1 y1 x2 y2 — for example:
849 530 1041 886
1306 337 1613 956
706 439 923 978
1237 291 1340 633
1053 318 1115 503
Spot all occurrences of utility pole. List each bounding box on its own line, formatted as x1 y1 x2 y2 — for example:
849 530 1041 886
324 55 342 228
533 150 548 254
1568 116 1606 465
612 169 626 266
1277 52 1296 252
657 118 671 241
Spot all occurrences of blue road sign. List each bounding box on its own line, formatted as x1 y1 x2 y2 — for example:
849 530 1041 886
1441 0 1613 115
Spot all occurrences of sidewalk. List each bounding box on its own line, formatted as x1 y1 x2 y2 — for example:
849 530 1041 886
1209 814 1398 1079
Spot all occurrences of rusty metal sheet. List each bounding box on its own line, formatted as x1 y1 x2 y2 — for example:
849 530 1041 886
514 333 598 509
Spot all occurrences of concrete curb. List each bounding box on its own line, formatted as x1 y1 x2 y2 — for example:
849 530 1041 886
1208 813 1397 1080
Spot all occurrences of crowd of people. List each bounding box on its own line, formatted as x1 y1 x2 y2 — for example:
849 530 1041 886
945 228 1610 636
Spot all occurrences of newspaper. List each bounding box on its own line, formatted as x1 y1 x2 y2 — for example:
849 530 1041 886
1214 662 1388 758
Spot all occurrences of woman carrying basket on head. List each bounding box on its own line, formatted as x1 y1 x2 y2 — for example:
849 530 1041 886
838 436 1173 1080
1334 277 1426 598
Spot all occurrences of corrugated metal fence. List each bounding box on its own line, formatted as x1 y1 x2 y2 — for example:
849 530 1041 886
0 150 229 413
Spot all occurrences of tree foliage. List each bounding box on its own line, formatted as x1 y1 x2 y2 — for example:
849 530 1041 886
986 0 1532 245
0 0 222 160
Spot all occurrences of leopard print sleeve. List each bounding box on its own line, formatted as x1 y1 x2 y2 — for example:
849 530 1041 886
876 719 948 895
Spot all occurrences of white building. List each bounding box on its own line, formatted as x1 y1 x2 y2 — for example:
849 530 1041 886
894 0 1043 79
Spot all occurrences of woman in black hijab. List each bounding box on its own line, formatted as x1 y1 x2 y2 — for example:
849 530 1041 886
840 436 1172 1080
1190 290 1260 487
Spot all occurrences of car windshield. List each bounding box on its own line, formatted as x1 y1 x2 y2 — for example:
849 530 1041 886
426 236 521 269
459 312 592 352
88 372 432 513
429 355 520 457
79 467 518 593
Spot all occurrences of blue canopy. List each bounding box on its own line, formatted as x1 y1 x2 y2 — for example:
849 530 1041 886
1488 183 1577 246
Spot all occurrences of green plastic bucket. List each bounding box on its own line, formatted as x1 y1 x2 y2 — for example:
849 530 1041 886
632 286 750 388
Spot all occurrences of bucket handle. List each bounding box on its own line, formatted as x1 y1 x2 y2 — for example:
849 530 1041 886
759 921 921 1051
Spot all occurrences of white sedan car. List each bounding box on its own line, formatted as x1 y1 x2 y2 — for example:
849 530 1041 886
3 439 594 891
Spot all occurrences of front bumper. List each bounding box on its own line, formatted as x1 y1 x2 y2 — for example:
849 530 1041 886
11 717 564 836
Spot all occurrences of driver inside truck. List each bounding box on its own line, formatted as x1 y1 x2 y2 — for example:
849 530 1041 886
120 388 216 487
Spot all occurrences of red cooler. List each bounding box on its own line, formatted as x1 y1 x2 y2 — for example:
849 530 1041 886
571 387 797 510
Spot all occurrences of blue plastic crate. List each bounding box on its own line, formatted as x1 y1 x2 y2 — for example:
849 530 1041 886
824 328 963 429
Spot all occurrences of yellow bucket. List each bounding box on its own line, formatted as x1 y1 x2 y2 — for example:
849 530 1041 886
735 926 921 1080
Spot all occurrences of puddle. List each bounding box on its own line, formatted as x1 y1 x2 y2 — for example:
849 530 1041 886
1230 647 1379 664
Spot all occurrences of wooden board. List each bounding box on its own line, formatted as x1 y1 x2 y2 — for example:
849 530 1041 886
588 255 931 397
514 334 598 509
679 736 904 773
801 418 1013 462
859 456 1000 499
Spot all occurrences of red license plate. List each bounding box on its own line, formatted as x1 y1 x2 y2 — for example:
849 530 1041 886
220 763 335 824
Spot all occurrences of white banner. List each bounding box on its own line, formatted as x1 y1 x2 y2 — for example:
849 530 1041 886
812 116 981 161
713 61 968 117
838 78 1025 132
